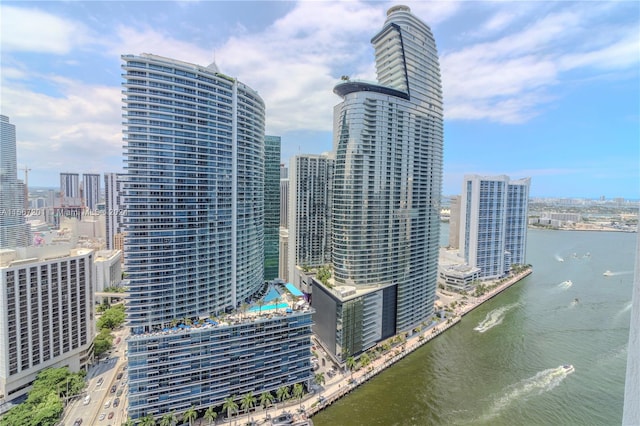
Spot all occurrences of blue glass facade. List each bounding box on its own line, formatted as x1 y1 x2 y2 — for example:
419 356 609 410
122 54 312 420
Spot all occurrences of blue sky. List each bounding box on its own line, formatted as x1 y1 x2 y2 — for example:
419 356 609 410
1 1 638 199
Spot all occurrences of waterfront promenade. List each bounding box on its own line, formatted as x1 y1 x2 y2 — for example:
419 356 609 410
209 267 532 425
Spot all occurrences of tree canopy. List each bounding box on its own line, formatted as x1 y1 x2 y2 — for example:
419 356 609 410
0 367 85 426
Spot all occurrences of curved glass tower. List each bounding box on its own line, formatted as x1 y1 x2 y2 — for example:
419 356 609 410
122 54 265 333
332 5 443 332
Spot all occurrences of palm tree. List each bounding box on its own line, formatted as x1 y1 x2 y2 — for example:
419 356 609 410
346 356 357 377
256 299 265 316
259 391 275 415
314 372 325 387
139 414 157 426
159 411 176 426
122 418 135 426
183 406 197 426
222 395 239 424
276 385 290 408
240 391 256 423
203 407 217 425
273 296 282 314
240 302 249 320
292 383 304 408
360 353 371 369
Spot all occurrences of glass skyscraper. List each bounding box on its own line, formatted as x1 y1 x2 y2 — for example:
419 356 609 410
122 54 312 420
331 5 444 333
264 135 281 281
460 175 531 279
123 54 265 332
0 115 29 248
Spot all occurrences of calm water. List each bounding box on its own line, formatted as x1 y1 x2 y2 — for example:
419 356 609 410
313 226 636 425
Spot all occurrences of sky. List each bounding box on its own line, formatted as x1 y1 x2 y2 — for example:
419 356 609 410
1 0 639 199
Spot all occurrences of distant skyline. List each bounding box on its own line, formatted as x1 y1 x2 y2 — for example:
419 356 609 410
1 1 638 199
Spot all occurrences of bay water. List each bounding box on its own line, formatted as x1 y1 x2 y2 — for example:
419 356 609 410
313 225 636 425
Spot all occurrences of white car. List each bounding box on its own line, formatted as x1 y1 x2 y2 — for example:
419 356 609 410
99 413 106 421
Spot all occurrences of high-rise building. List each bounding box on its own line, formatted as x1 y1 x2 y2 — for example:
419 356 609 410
264 135 281 281
280 178 289 228
104 173 125 250
82 173 101 211
0 246 95 401
313 5 443 360
122 54 311 420
0 115 29 248
288 154 334 284
459 175 531 279
60 173 80 206
280 163 288 179
449 195 461 249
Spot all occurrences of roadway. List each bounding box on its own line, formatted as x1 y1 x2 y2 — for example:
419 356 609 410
60 326 129 426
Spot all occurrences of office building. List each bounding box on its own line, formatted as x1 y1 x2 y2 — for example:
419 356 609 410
313 5 444 361
288 154 334 286
122 53 311 419
280 178 289 229
264 135 281 281
82 173 101 211
60 173 80 206
449 195 461 249
459 175 531 279
104 173 125 250
0 115 29 248
0 246 95 401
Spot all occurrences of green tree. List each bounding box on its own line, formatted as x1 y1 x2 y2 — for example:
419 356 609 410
122 418 135 426
240 392 256 423
314 372 325 387
97 304 126 330
203 406 217 425
346 356 357 377
276 385 290 408
292 383 304 407
360 353 371 369
183 406 197 426
259 391 275 415
222 396 239 423
139 414 157 426
159 411 176 426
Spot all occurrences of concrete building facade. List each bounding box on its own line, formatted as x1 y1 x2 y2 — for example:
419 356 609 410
460 175 531 279
0 246 95 401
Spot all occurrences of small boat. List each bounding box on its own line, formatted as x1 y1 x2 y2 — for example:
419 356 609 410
573 298 579 304
562 364 575 373
603 270 614 277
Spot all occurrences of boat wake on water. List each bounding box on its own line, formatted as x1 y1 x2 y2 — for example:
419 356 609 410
482 365 575 420
557 280 573 290
474 303 519 333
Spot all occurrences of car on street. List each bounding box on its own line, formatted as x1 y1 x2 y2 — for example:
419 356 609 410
108 412 114 420
271 413 293 425
97 377 104 386
116 389 123 397
73 419 82 426
113 398 120 407
99 413 106 421
116 372 123 380
110 385 117 393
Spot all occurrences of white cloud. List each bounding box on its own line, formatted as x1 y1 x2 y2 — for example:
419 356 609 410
2 78 122 181
0 5 90 54
441 4 639 123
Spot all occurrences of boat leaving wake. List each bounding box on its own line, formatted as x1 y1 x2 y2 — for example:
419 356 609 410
474 303 519 333
555 254 564 262
484 365 574 419
558 280 573 290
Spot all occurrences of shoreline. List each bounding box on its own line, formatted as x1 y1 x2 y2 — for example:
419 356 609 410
229 267 532 425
